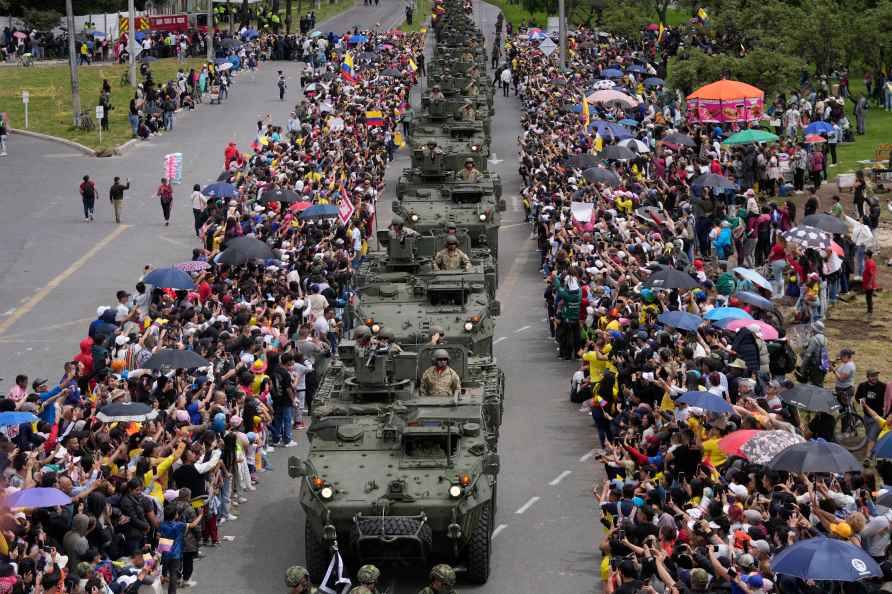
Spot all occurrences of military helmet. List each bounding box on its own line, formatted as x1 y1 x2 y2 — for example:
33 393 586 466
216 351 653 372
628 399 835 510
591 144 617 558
356 564 380 584
285 565 309 586
445 235 459 245
378 327 395 341
391 214 405 227
464 157 475 164
353 325 371 340
432 348 450 362
430 564 456 586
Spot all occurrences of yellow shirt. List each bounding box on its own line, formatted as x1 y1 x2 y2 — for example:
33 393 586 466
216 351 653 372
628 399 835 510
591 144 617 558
702 437 728 468
583 344 611 382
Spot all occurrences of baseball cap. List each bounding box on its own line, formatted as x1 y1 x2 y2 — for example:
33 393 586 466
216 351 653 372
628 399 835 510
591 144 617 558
839 348 855 357
750 539 771 555
690 568 710 590
31 378 48 389
736 553 755 569
867 368 880 376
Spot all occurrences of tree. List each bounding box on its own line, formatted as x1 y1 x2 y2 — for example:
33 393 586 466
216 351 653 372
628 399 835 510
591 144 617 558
666 48 735 96
853 0 892 72
735 48 805 97
22 8 63 31
598 0 649 39
783 0 852 74
643 0 672 23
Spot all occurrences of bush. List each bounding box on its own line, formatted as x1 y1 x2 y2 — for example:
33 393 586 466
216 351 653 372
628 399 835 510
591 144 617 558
22 8 62 31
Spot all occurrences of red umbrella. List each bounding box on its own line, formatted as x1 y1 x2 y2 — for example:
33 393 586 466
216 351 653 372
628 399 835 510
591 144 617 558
289 201 313 212
646 23 660 31
804 134 826 144
718 429 763 458
830 241 844 257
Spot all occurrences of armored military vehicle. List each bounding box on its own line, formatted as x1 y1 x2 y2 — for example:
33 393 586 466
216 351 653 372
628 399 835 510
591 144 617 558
393 186 501 260
403 128 502 200
289 342 503 584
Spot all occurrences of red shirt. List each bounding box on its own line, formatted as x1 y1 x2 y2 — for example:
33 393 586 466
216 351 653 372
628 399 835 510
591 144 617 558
863 259 878 290
769 242 786 262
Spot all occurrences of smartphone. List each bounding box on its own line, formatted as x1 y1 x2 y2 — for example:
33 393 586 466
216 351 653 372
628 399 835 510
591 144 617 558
617 529 625 541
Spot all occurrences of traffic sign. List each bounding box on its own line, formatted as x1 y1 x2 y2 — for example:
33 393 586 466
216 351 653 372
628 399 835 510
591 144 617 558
21 90 29 104
95 105 105 120
539 38 557 57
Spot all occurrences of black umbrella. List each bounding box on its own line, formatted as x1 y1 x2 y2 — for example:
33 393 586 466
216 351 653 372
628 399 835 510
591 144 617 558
643 267 701 290
217 170 233 182
381 68 403 78
692 173 736 192
564 154 599 169
663 132 695 146
221 236 275 260
877 491 892 507
220 38 242 49
802 213 848 235
145 105 163 116
597 145 638 162
767 441 860 474
581 166 620 187
97 402 158 423
140 55 158 63
784 225 832 251
142 349 210 371
258 187 301 203
779 384 840 413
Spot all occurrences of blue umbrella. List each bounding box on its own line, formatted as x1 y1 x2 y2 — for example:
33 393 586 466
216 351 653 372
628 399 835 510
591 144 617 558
214 57 232 65
91 31 107 38
588 120 632 140
704 307 753 321
644 77 664 87
528 31 546 41
618 118 639 127
771 536 881 581
0 412 38 427
626 64 647 73
804 121 833 135
143 267 196 290
202 182 237 198
349 34 368 43
733 267 773 292
735 291 775 311
6 487 72 509
298 204 339 220
657 311 703 332
601 68 623 78
242 28 259 39
135 31 146 42
677 391 733 414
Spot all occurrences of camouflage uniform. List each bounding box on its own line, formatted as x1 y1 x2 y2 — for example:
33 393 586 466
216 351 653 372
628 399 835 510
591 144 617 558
349 587 376 594
420 365 462 396
417 587 456 594
433 248 471 271
460 105 477 121
459 166 480 181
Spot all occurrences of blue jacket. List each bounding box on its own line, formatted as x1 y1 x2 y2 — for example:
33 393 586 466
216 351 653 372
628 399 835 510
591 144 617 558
159 521 186 560
88 309 118 341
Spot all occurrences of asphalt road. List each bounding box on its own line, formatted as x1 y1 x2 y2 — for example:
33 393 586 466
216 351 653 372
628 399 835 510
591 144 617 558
0 1 604 592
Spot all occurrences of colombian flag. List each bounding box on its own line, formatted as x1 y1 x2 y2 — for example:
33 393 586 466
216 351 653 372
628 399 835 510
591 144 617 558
408 57 418 72
657 23 665 44
581 97 590 127
697 7 709 21
341 51 356 82
365 110 384 126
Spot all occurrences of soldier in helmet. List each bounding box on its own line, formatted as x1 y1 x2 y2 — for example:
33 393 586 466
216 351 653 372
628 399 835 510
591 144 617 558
420 349 461 397
350 565 381 594
418 564 457 593
428 324 445 345
376 327 402 353
389 214 418 243
459 99 477 122
458 157 480 182
430 84 446 102
421 140 444 162
434 235 471 271
285 565 316 593
464 79 478 97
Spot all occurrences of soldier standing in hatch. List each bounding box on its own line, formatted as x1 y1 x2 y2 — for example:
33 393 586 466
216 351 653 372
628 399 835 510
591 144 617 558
459 158 481 182
460 99 477 121
421 349 461 397
418 564 458 593
434 235 471 271
389 215 419 243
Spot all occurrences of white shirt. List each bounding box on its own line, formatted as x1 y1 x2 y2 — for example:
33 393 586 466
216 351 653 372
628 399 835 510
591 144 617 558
191 190 207 210
351 227 362 252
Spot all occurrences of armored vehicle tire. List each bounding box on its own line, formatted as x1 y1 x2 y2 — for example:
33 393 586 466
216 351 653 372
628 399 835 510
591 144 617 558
465 500 493 584
305 523 329 582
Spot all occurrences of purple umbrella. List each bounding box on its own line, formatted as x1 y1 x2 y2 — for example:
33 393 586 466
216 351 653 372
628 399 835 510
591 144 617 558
5 487 72 509
174 261 210 273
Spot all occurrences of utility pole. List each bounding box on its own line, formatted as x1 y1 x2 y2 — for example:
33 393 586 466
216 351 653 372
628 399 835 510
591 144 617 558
558 0 566 72
128 0 137 87
65 0 81 127
207 0 215 61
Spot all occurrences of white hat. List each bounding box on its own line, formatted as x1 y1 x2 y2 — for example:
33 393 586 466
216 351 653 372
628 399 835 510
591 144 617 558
97 306 109 317
115 335 130 346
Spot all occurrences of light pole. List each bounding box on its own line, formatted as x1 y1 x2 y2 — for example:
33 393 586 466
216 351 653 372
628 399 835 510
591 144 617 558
207 0 215 62
128 0 137 87
65 0 81 127
558 0 566 72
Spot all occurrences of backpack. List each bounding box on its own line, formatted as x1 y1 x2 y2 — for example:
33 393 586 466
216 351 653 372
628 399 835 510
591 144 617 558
82 182 96 200
817 342 830 373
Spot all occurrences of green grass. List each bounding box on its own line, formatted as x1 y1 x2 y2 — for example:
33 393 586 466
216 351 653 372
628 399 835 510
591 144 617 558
0 58 203 151
294 0 357 29
484 0 547 27
665 7 689 26
830 78 892 180
401 0 432 32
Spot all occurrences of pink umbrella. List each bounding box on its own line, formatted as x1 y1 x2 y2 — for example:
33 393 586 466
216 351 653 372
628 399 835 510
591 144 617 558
724 319 779 340
13 31 27 39
830 241 844 257
586 90 639 108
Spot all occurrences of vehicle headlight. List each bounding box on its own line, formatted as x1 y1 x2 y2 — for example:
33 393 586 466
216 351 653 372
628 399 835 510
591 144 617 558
371 323 381 333
320 486 334 500
464 322 474 331
470 144 480 152
411 213 419 222
448 485 463 498
479 213 487 221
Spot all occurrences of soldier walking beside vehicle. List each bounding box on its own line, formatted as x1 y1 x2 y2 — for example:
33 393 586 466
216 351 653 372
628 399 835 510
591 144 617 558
284 565 316 593
418 564 457 593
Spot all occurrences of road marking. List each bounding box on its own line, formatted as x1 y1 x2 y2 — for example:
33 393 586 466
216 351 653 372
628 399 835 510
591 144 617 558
500 221 529 229
491 523 508 539
514 325 531 333
579 449 597 463
549 470 572 486
493 337 507 344
157 235 192 247
515 496 540 515
1 309 15 317
0 225 131 337
0 317 94 341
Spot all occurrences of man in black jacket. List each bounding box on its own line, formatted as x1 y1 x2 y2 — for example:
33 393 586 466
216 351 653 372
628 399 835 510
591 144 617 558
118 478 151 555
109 176 130 224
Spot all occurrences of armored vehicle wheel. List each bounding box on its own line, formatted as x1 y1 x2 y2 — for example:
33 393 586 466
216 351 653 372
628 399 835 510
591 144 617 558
304 523 328 581
465 500 492 584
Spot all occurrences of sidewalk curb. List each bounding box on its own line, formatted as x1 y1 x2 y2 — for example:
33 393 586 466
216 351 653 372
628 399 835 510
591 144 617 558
9 128 97 156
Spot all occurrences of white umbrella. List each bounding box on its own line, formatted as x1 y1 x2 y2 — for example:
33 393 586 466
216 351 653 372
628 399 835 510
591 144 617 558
845 215 874 247
592 79 616 90
618 138 650 153
218 62 233 71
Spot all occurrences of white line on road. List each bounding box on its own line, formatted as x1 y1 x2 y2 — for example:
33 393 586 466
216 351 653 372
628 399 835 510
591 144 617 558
549 470 572 486
493 337 507 344
579 449 597 463
491 524 508 539
515 496 540 515
514 325 531 333
1 309 15 317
